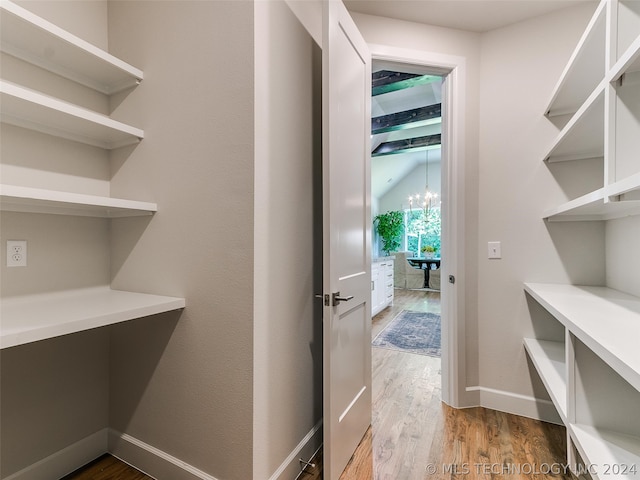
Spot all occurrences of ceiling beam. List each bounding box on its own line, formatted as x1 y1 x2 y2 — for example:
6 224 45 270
372 70 441 96
372 134 441 157
372 103 441 135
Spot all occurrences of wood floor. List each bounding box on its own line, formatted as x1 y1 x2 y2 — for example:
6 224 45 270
66 289 568 480
62 454 153 480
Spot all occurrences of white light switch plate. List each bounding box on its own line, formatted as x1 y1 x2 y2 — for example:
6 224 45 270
488 241 501 259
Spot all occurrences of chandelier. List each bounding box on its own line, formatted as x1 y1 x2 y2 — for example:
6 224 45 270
408 190 438 219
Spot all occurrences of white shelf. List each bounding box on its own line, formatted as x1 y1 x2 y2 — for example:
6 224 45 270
611 33 640 83
571 424 640 479
543 188 607 221
543 84 605 163
0 80 143 149
545 0 607 116
544 174 640 221
523 338 567 421
524 283 640 392
0 0 142 94
0 287 185 349
0 184 157 217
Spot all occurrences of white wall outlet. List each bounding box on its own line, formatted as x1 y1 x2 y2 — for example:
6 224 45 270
7 240 27 267
488 241 501 259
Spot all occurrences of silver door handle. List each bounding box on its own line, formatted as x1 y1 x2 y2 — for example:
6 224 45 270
332 292 354 306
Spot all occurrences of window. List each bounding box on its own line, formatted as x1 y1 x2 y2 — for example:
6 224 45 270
405 207 441 257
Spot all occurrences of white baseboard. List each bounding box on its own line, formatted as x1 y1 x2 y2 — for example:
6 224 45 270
466 386 563 425
3 429 108 480
108 429 220 480
271 420 323 480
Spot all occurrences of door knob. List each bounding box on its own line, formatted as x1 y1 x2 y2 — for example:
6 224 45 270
332 292 354 306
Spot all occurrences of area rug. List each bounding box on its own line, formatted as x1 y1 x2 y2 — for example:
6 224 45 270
372 310 441 357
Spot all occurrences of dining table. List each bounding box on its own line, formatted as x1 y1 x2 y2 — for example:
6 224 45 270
407 257 441 288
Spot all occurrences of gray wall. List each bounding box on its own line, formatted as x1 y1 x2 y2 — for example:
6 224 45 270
254 2 323 478
477 3 604 404
107 2 255 479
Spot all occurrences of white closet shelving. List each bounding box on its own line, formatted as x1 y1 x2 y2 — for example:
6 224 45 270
0 0 143 94
525 283 640 478
0 80 143 149
544 0 607 116
0 1 184 349
529 1 640 476
1 287 185 350
0 184 157 217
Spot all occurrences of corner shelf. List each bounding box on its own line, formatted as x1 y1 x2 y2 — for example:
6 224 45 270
0 287 185 350
545 0 607 116
611 25 640 82
543 84 605 163
0 0 143 94
523 338 567 421
0 184 157 217
0 80 143 149
524 283 640 392
571 425 640 479
544 174 640 221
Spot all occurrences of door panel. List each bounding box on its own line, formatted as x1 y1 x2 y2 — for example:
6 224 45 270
322 1 372 478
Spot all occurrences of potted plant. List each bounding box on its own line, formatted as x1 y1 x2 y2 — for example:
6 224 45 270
421 245 436 259
373 210 404 255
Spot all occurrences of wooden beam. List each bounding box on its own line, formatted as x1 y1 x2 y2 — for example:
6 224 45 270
372 134 441 157
371 104 441 135
372 70 441 96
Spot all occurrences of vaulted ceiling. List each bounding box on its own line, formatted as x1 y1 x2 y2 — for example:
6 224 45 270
371 67 442 200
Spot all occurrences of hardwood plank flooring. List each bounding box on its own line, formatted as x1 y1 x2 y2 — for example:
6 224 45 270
61 454 153 480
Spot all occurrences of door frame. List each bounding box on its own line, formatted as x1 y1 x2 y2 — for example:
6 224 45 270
369 43 468 407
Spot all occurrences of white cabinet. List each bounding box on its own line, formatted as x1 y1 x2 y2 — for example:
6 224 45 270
372 258 393 317
527 2 640 474
0 0 184 347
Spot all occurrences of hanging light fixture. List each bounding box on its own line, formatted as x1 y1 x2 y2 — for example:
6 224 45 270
408 150 438 222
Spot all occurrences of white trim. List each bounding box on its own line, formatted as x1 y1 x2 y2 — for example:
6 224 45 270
4 429 108 480
368 43 468 408
108 430 220 480
465 386 563 425
270 420 323 480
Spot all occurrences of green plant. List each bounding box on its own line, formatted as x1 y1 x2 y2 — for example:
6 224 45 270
421 245 436 253
374 210 404 254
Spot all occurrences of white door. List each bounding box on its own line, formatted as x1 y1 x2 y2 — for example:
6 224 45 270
322 1 372 478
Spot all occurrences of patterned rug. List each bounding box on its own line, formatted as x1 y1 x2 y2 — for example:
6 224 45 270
372 310 441 357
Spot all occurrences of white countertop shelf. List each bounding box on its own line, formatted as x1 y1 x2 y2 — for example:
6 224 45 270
0 81 143 149
0 287 185 350
0 0 143 94
0 184 157 217
524 283 640 392
571 424 640 479
543 84 604 163
545 0 607 117
523 338 567 421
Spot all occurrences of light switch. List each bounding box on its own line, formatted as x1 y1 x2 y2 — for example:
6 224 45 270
488 241 501 259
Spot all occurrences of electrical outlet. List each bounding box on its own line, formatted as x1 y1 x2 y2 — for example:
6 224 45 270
7 240 27 267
